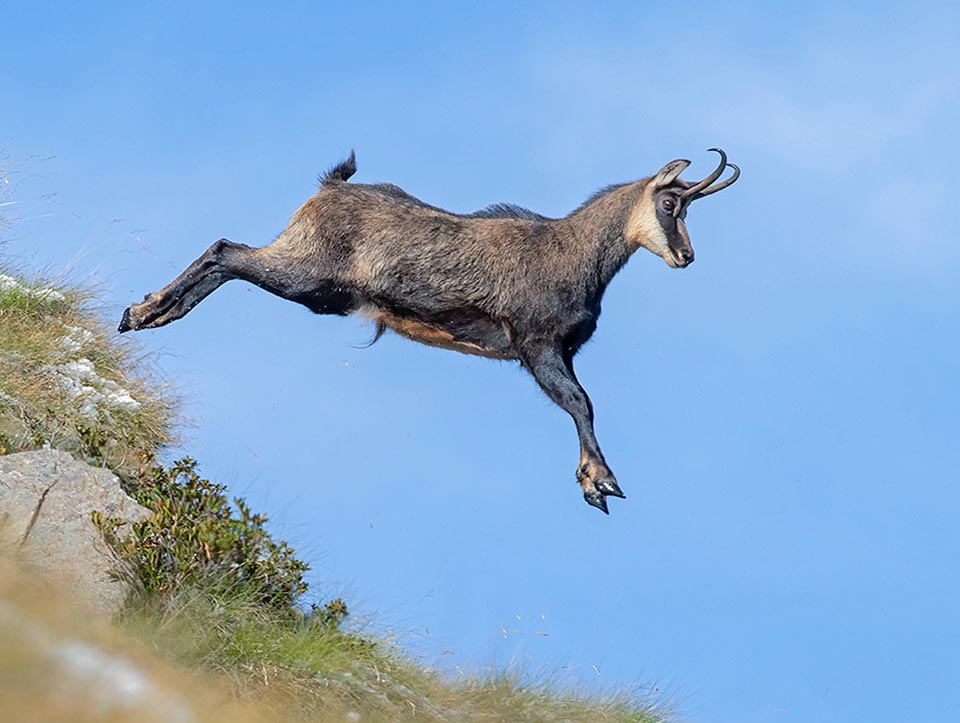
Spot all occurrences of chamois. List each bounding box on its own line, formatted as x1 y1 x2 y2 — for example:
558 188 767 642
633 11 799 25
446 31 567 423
119 149 739 513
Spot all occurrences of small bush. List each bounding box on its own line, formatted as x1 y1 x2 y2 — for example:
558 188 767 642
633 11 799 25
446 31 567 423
100 457 310 610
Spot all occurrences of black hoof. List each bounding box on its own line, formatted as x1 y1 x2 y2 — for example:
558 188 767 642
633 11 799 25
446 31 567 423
596 477 625 499
583 490 609 514
118 307 133 333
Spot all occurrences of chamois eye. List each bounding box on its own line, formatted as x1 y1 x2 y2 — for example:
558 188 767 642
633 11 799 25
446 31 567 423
661 198 676 211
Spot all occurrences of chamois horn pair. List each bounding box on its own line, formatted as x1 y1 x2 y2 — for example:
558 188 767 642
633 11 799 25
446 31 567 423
673 147 741 216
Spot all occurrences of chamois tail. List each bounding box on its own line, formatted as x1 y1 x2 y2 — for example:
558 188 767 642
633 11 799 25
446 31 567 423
319 150 357 185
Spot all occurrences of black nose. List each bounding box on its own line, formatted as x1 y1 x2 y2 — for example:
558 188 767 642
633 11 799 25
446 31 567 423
679 248 695 265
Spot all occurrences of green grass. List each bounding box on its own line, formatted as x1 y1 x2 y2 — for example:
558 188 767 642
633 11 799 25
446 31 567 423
0 263 674 723
120 587 671 723
0 267 172 479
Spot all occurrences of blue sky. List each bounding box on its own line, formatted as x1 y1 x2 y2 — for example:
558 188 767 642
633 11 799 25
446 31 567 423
4 3 959 721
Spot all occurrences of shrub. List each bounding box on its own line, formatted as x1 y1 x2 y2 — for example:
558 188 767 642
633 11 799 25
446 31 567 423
100 457 310 610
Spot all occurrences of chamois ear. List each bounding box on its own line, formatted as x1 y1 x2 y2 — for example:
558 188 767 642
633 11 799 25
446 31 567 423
652 159 691 188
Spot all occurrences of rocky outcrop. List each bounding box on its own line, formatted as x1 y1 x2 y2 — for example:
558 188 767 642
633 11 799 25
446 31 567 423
0 449 150 613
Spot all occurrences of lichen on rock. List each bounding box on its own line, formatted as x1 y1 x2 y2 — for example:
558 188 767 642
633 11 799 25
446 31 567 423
0 273 66 302
48 358 142 418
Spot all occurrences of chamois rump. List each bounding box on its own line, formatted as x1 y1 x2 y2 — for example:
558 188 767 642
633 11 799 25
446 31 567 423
119 149 739 513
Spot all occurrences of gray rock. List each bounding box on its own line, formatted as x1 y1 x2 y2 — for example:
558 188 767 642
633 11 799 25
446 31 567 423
0 449 150 613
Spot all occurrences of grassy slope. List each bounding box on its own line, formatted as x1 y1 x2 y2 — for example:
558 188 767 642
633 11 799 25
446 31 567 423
0 269 170 480
0 268 672 723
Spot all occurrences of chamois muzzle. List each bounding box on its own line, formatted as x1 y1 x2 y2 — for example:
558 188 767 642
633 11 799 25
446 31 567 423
673 148 741 217
672 247 695 267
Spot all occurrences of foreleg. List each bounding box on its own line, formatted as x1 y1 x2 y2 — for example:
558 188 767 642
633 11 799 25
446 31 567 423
519 341 624 513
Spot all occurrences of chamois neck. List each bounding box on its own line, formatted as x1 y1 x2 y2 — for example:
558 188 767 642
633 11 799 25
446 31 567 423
566 182 644 285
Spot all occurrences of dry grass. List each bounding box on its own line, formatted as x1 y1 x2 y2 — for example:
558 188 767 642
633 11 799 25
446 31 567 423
114 587 673 723
0 561 321 723
0 564 672 723
0 267 173 482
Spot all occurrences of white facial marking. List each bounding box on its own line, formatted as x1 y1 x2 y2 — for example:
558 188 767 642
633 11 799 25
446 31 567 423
625 191 671 260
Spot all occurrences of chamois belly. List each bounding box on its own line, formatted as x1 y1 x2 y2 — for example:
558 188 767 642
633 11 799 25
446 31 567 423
367 308 516 360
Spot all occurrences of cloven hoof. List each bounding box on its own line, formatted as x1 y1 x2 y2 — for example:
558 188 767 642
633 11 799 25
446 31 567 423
583 490 609 514
117 307 133 333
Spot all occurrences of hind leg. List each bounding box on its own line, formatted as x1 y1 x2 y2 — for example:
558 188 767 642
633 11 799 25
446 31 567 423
120 239 281 331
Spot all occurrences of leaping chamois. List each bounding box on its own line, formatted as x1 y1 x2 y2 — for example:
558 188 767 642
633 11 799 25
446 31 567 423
120 149 739 513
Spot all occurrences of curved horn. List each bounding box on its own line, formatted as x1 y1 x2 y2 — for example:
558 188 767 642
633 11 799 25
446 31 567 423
693 162 740 198
680 148 728 199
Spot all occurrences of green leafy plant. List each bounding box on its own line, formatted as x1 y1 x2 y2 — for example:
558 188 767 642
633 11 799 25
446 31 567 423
101 457 310 610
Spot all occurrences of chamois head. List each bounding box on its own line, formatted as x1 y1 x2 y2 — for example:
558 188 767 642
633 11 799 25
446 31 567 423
626 148 740 268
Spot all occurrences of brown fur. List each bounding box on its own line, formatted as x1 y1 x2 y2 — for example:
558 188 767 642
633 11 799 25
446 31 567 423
119 151 738 513
365 308 514 359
